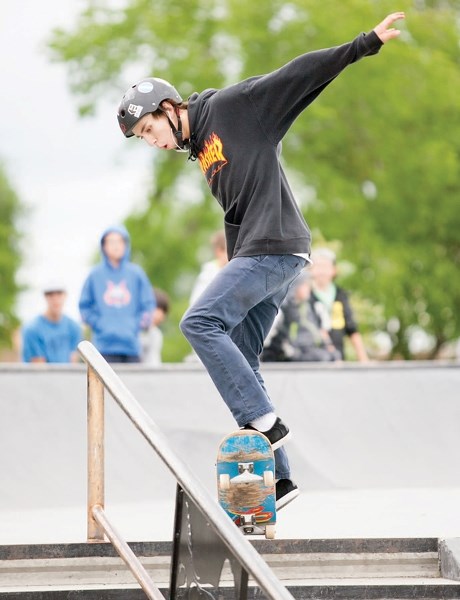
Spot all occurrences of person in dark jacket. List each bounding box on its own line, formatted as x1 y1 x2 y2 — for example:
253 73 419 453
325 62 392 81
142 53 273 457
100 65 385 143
262 271 340 363
116 12 404 509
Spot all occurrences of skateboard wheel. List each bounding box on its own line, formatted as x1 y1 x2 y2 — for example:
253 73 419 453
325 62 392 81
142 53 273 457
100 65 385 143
265 524 276 539
219 474 230 490
263 470 274 486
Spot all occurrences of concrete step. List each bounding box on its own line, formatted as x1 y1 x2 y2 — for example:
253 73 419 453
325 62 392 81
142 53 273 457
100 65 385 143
0 538 457 599
2 580 460 599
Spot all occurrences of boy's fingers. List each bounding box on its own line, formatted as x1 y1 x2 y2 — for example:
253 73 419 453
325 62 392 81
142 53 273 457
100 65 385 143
374 12 405 42
389 13 404 25
379 12 405 29
387 11 406 21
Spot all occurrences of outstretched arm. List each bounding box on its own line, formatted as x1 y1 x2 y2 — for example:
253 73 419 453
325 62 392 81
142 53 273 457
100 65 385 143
373 12 405 43
248 12 406 143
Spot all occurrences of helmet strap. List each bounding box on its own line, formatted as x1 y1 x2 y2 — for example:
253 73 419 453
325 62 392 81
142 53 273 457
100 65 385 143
164 107 189 152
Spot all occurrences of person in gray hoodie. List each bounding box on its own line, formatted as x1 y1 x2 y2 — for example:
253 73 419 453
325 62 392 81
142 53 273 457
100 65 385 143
117 12 405 509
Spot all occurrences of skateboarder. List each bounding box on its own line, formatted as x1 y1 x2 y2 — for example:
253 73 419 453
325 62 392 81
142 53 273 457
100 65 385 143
117 12 405 509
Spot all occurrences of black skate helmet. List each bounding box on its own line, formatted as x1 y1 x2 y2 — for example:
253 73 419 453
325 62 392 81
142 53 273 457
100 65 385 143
117 77 183 138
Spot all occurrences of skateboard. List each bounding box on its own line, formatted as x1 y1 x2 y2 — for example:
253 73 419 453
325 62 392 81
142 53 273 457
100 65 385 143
216 429 276 539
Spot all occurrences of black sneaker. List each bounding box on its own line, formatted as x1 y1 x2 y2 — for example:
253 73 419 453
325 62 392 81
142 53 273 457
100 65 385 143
276 479 300 510
244 417 291 451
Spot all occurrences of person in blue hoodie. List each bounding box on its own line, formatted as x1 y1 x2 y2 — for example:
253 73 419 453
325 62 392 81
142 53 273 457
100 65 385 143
79 225 155 363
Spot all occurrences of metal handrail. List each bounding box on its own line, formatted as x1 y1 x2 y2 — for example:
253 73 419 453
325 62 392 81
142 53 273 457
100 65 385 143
79 340 294 600
84 349 164 599
92 504 165 600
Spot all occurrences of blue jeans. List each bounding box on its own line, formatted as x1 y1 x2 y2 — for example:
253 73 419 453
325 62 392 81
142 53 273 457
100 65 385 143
180 254 306 479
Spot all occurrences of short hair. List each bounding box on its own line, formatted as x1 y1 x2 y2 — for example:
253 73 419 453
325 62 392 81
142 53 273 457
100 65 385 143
210 230 226 252
153 288 170 313
150 100 189 120
311 247 337 265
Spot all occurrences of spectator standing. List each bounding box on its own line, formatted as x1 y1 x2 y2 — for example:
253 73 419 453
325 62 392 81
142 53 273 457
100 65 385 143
189 230 228 305
262 271 340 362
79 225 155 363
185 230 228 362
310 248 368 361
22 282 82 363
141 288 170 366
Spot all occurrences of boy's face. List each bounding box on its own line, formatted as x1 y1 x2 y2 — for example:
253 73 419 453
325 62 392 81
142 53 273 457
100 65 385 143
132 112 177 150
311 257 337 286
45 291 66 314
103 232 126 262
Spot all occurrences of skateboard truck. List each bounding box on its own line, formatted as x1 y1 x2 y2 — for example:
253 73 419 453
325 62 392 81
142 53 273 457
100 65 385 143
231 462 263 483
238 462 254 474
241 513 257 534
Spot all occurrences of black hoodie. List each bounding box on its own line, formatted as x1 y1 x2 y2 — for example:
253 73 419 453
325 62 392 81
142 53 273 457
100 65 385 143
187 31 383 260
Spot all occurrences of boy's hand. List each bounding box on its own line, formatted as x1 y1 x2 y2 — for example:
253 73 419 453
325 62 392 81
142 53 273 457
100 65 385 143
373 12 405 43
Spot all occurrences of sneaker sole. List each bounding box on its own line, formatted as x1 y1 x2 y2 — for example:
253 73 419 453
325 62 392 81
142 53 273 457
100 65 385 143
276 487 300 511
270 430 292 451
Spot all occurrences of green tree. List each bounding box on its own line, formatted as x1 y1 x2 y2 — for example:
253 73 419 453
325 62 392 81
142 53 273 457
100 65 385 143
294 1 460 357
49 0 460 360
0 164 22 350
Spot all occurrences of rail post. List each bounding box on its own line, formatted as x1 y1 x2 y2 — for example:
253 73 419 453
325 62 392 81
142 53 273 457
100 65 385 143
87 364 105 542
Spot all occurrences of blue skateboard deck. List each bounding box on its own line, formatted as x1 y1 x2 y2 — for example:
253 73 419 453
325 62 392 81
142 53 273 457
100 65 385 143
216 430 276 539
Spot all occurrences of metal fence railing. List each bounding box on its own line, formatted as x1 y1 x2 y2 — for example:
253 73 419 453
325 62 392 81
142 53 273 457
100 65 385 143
79 340 294 600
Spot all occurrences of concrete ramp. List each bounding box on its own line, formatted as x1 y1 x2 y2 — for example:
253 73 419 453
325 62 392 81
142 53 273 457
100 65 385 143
1 362 459 543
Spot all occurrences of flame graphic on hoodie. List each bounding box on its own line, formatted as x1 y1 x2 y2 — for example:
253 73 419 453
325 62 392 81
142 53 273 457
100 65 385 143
198 132 228 184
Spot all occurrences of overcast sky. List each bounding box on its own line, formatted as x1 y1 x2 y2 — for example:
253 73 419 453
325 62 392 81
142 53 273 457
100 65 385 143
1 1 152 321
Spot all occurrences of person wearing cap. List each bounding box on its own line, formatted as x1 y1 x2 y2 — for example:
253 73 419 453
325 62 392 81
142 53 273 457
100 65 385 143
21 283 82 363
116 13 404 509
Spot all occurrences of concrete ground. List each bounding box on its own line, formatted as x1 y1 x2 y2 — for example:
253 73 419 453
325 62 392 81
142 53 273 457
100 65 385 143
1 488 460 544
1 361 459 544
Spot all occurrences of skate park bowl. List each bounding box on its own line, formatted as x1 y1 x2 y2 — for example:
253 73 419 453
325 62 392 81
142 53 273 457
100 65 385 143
1 353 459 545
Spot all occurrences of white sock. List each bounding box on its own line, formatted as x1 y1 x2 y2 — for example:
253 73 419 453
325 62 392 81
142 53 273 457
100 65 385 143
250 412 277 432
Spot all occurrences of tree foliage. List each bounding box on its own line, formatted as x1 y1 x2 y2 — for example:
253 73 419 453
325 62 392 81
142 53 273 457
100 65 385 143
0 164 22 349
49 0 460 359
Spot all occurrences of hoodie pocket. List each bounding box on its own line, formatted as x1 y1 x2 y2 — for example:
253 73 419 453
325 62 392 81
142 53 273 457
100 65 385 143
224 220 240 260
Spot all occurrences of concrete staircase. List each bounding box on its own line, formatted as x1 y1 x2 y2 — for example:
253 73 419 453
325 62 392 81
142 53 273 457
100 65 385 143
1 538 460 598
